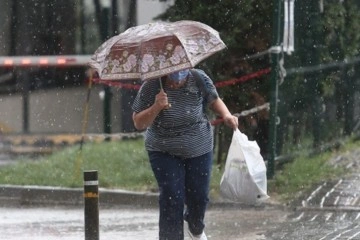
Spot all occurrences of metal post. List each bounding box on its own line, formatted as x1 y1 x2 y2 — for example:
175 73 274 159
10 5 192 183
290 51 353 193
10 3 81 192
83 170 99 240
101 7 112 139
103 85 112 139
267 0 282 179
20 70 30 134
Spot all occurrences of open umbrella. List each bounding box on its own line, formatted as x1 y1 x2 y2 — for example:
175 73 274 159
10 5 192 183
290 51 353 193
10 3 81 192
88 20 226 81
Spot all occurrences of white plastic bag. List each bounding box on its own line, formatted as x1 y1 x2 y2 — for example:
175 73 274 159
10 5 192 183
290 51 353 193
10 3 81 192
220 129 269 204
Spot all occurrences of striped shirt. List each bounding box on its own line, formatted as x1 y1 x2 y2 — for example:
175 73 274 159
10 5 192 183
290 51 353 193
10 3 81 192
132 69 219 158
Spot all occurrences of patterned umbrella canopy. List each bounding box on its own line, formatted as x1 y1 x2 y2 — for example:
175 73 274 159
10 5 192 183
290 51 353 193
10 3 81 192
89 20 226 81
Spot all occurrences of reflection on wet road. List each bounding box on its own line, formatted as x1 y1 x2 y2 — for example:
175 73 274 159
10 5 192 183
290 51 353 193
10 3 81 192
0 206 159 240
267 210 360 239
266 173 360 240
0 205 286 240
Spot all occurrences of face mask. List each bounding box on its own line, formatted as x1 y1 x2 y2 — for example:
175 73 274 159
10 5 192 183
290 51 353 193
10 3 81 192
169 69 190 82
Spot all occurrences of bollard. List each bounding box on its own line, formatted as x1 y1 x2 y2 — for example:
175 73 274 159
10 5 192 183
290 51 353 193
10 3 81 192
83 170 99 240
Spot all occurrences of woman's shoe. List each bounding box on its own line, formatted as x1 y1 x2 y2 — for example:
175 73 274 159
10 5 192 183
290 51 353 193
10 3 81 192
187 230 208 240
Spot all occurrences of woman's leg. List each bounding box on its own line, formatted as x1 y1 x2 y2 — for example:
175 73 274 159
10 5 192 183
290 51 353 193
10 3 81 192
148 151 185 240
183 151 213 235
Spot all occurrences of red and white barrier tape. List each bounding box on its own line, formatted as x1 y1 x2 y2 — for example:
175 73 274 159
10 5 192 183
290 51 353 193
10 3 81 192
77 103 270 141
92 78 141 90
214 68 271 88
91 67 271 90
210 103 270 125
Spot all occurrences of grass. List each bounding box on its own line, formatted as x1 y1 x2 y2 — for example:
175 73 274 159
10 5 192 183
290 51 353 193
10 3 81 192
0 140 156 191
0 139 224 195
0 137 357 203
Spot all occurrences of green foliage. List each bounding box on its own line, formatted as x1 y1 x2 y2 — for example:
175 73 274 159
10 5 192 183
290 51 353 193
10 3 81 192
322 0 360 60
278 0 360 156
288 0 360 91
156 0 272 78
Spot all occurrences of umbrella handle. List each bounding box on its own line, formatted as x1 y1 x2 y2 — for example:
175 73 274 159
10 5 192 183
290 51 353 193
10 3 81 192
159 78 164 89
159 79 171 109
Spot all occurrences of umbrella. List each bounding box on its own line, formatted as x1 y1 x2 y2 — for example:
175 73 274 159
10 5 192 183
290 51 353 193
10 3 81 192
88 20 226 81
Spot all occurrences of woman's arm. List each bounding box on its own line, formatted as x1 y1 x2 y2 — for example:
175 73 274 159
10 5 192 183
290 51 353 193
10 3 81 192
132 89 169 130
210 98 238 130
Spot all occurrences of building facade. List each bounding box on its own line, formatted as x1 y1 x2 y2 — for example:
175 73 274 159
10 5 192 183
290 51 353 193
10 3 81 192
0 0 174 134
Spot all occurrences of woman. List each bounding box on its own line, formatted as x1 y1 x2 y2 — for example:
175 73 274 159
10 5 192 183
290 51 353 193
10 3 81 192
132 68 238 240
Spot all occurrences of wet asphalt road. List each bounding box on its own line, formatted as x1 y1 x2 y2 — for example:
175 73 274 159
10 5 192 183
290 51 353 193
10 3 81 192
0 205 286 240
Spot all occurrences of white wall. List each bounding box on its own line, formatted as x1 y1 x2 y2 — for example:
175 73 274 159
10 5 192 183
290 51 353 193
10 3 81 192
137 0 175 25
0 94 23 133
0 86 122 134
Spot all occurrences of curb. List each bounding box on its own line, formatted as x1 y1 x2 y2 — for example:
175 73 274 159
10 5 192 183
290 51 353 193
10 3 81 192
0 185 159 208
0 185 283 210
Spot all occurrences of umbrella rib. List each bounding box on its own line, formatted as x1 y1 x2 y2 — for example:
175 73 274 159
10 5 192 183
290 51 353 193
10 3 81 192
172 32 196 67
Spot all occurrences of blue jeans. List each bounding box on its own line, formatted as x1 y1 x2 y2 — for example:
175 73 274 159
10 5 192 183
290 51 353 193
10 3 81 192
148 151 213 240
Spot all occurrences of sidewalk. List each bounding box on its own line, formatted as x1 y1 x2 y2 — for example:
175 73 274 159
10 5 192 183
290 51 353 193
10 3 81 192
0 185 287 240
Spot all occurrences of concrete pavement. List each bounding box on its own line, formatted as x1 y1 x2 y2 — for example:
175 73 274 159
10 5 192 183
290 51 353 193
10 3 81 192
0 184 287 240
